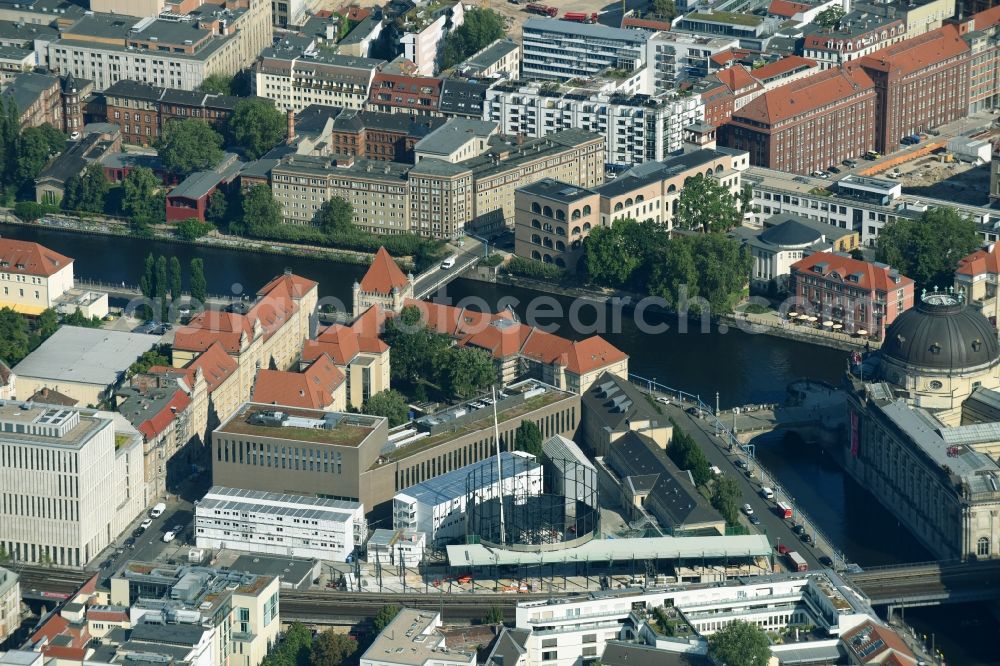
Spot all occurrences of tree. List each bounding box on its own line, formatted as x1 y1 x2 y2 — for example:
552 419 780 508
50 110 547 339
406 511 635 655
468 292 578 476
675 174 742 234
514 420 543 457
16 124 65 190
170 256 182 301
229 98 286 159
36 308 59 339
128 347 171 377
875 207 980 289
362 389 410 426
262 621 313 666
648 0 677 20
711 475 742 526
0 307 31 364
63 307 101 328
707 620 771 666
158 118 223 176
382 306 452 386
311 630 358 666
199 73 234 96
206 189 230 226
438 8 506 70
175 218 215 241
482 605 504 626
122 166 163 225
373 605 401 634
237 185 283 236
14 200 57 222
815 5 846 30
63 163 109 213
155 255 168 321
190 258 207 304
140 253 156 299
438 346 495 398
314 196 354 234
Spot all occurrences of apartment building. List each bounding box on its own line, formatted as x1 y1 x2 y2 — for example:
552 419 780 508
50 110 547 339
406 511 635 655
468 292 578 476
858 24 971 154
195 485 365 560
268 128 603 237
0 401 145 566
800 12 906 70
324 108 444 162
484 79 704 169
392 451 542 545
955 242 1000 316
962 7 1000 113
367 62 443 115
727 66 877 174
110 563 280 666
790 251 915 339
453 37 520 78
0 238 73 315
361 610 474 666
397 1 465 76
254 48 383 112
643 31 738 92
102 79 242 145
0 566 19 644
213 382 579 514
48 0 274 92
515 179 599 270
521 19 648 81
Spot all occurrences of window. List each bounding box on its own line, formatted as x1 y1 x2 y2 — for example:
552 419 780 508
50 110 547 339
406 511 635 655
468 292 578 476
542 652 558 661
979 536 990 556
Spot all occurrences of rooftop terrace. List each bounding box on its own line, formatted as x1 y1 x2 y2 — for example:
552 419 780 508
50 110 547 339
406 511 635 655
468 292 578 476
219 403 383 448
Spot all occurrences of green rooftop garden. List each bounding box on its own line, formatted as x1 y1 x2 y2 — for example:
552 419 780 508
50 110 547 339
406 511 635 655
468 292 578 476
686 11 763 26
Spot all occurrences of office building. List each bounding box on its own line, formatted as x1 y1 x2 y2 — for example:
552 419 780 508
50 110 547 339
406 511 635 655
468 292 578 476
800 12 906 70
521 19 648 81
413 118 497 164
392 451 542 545
320 107 444 162
110 563 280 666
47 1 274 93
398 2 465 76
367 528 425 566
195 485 365 560
213 380 579 514
360 610 474 666
514 178 600 270
252 354 347 411
0 401 144 566
0 566 18 644
580 372 671 457
484 79 703 169
955 243 1000 318
790 251 915 340
14 327 160 406
453 37 520 79
254 48 383 112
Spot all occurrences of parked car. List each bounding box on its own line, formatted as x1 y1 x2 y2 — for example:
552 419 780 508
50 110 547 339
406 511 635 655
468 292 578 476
749 515 761 526
843 159 858 168
776 544 790 555
172 524 184 533
656 396 670 405
792 523 806 535
742 503 754 516
132 527 145 538
735 459 749 470
819 556 834 567
162 531 176 543
124 537 136 549
827 165 842 174
801 533 814 545
140 518 153 530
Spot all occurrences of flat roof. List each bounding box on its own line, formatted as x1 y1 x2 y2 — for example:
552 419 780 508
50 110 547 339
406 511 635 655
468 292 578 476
217 403 383 448
517 178 594 203
396 451 539 508
523 18 649 45
447 534 771 566
199 485 363 521
229 553 316 586
414 118 497 156
12 326 160 387
461 37 518 71
360 608 473 666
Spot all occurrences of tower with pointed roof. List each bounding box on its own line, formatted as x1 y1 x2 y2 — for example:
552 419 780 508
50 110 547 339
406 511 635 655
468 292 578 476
354 247 414 315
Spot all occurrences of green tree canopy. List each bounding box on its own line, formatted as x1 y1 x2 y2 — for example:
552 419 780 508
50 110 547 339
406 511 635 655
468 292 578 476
675 174 742 234
483 605 504 626
198 73 235 96
158 118 223 176
711 474 742 526
262 621 313 666
815 5 846 29
190 258 207 304
875 207 980 290
514 420 543 457
122 166 163 225
437 346 495 398
128 347 171 376
16 123 65 189
438 8 506 70
362 389 410 426
63 162 109 214
667 421 712 486
373 604 401 633
35 308 59 339
648 0 677 20
314 196 354 234
63 307 102 328
0 307 30 364
310 630 358 666
229 99 286 159
175 218 215 241
707 620 771 666
235 185 283 236
206 189 230 227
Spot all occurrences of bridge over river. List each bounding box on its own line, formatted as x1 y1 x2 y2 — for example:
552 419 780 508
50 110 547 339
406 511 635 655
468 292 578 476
846 559 1000 610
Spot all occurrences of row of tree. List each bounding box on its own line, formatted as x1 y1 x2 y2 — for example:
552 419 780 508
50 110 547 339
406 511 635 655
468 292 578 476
381 305 496 400
138 254 207 321
666 420 746 528
583 218 751 313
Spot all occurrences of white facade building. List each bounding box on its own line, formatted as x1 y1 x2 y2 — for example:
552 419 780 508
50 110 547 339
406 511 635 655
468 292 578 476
367 528 426 567
514 572 880 666
392 451 542 545
0 238 73 315
0 566 19 645
484 80 703 169
645 32 739 93
0 401 145 567
360 610 474 666
400 2 465 76
195 486 366 561
521 19 649 81
254 48 382 112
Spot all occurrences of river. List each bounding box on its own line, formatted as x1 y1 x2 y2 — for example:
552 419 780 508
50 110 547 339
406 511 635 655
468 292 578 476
2 223 997 664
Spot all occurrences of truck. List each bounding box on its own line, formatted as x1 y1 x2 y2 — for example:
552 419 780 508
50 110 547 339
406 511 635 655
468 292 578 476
526 3 557 16
561 11 598 22
776 501 793 519
786 551 808 572
150 502 166 518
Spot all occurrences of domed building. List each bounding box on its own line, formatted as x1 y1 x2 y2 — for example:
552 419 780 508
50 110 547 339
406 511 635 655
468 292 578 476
877 291 1000 425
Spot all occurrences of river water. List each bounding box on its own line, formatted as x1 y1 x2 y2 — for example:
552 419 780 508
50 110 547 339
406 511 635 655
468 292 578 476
1 223 996 664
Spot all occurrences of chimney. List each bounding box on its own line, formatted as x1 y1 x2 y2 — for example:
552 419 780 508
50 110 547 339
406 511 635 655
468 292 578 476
286 109 296 144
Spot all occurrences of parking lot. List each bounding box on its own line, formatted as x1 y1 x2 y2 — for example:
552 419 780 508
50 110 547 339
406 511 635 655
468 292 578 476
468 0 645 38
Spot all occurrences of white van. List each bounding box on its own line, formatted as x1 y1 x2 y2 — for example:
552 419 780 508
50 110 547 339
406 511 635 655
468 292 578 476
760 487 775 500
709 465 723 477
441 255 457 270
150 502 166 518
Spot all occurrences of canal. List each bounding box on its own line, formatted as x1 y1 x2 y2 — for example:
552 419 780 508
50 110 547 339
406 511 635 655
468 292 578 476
2 223 997 664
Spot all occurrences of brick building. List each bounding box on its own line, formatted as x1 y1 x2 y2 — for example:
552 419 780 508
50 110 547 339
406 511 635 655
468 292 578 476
726 66 877 174
790 252 915 340
102 80 244 146
367 63 442 115
326 108 444 162
858 24 971 154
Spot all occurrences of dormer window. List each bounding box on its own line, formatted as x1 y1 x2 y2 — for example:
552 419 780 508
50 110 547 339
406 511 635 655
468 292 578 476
929 343 941 355
973 339 983 352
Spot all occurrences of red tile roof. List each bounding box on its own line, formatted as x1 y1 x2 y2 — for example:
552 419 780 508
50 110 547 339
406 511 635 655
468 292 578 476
710 48 752 67
31 613 90 660
733 66 874 125
187 341 239 393
859 24 969 78
252 354 345 409
767 0 810 17
841 621 917 664
791 252 913 293
621 16 673 30
360 247 410 295
752 55 817 81
956 244 1000 277
258 272 318 300
971 5 1000 30
137 389 191 441
87 608 128 622
0 238 72 277
716 64 762 94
